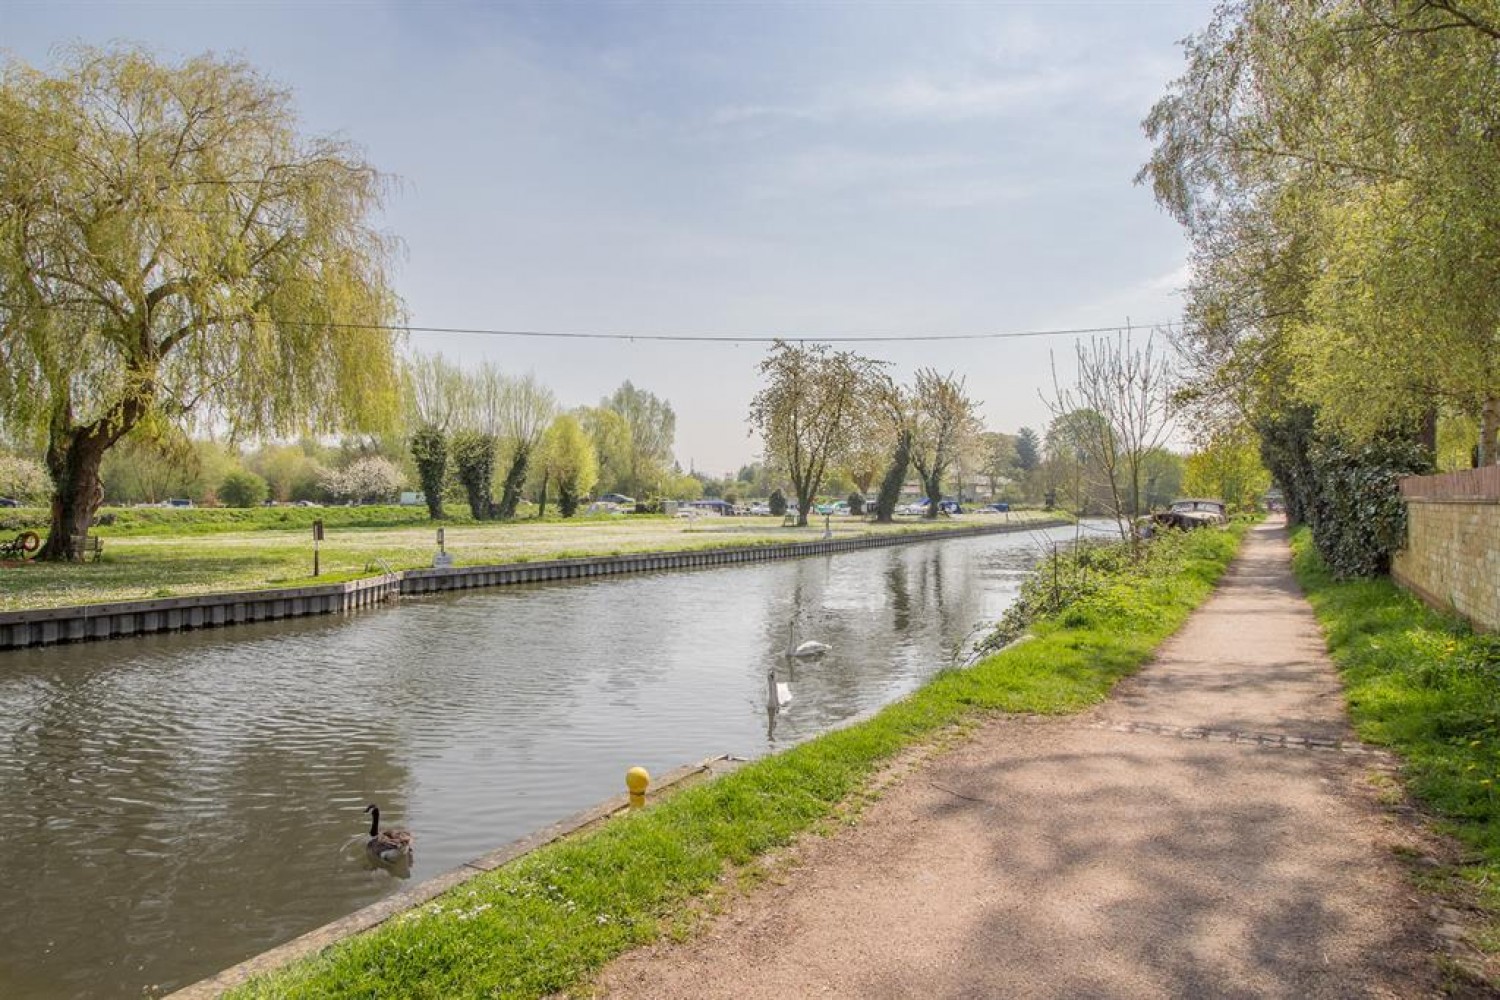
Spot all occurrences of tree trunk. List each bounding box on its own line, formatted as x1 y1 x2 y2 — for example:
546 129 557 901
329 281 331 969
499 444 529 519
1480 396 1500 467
795 479 811 527
874 430 911 523
535 471 549 519
39 428 108 562
923 469 942 519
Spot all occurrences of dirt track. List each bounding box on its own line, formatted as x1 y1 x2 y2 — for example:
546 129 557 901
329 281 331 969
590 521 1441 999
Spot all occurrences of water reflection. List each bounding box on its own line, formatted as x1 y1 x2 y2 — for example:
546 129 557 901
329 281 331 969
0 521 1093 998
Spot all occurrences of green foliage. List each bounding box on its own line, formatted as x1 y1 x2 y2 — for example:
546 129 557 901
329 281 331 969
1182 425 1271 513
450 431 496 521
1303 436 1431 579
767 489 787 517
0 45 403 558
1292 529 1500 932
218 470 269 509
873 426 911 523
231 522 1242 1000
977 526 1244 652
847 492 865 515
409 424 448 520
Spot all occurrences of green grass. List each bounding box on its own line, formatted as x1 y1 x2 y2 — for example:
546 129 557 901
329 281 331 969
229 525 1245 1000
1291 527 1500 941
0 508 1062 612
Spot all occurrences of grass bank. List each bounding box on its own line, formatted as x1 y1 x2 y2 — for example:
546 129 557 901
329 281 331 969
228 525 1244 999
1291 527 1500 957
0 510 1059 613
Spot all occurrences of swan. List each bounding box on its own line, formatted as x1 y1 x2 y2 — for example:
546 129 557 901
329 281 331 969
767 665 793 710
787 621 830 660
364 804 414 864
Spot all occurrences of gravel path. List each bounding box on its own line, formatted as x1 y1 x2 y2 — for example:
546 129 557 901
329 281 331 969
590 521 1440 999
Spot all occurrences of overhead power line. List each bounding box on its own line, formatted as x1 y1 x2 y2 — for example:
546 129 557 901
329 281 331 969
294 319 1179 344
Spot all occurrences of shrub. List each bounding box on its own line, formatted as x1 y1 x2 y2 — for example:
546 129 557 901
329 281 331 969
768 489 787 517
218 470 269 508
848 492 865 515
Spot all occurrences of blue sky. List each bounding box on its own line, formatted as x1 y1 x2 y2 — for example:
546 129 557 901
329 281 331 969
4 0 1209 474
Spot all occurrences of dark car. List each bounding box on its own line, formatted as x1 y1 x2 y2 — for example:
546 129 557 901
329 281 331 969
0 497 18 507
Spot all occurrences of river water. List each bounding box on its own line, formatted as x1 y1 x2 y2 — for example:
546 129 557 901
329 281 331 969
0 521 1093 998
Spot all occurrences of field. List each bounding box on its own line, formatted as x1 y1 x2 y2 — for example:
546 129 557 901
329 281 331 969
0 506 1061 612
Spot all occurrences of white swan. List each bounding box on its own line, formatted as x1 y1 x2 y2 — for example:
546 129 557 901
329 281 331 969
767 665 793 710
787 621 830 660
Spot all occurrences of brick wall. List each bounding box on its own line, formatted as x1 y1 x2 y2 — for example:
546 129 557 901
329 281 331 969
1392 468 1500 633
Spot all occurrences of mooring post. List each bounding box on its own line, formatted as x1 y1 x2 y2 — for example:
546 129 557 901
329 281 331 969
626 766 650 809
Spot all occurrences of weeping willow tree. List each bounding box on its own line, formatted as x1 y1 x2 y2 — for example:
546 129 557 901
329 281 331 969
0 46 403 559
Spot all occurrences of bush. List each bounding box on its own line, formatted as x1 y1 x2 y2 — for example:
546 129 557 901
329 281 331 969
218 470 269 508
848 492 865 515
768 489 787 517
1304 437 1430 579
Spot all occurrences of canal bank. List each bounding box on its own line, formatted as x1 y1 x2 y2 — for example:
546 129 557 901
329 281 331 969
0 518 1066 650
2 522 1088 999
207 526 1248 1000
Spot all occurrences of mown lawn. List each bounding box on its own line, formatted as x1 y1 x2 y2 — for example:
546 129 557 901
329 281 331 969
227 524 1245 999
0 507 1060 612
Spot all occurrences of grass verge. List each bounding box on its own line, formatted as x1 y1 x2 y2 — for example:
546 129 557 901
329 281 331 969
1290 527 1500 962
229 524 1245 999
0 510 1062 612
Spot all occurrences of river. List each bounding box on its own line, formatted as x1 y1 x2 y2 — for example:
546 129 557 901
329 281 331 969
0 520 1098 998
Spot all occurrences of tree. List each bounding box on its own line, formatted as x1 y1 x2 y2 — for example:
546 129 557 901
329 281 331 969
449 430 496 520
536 413 598 517
909 369 982 518
748 341 879 527
976 431 1018 499
869 373 911 523
602 382 676 498
1140 1 1500 464
0 453 48 503
1183 424 1271 513
1014 427 1040 473
1047 333 1175 544
494 372 556 519
404 353 464 519
219 470 269 508
0 46 403 559
321 456 403 504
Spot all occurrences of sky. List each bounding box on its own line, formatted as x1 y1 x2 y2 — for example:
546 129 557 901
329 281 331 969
4 0 1210 476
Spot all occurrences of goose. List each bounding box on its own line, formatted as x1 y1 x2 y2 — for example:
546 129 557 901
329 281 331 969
787 621 830 660
363 804 414 864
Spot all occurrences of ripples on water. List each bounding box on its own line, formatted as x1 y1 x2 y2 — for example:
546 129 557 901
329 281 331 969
0 522 1095 998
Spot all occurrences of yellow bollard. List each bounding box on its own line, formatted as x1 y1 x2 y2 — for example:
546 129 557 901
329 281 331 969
626 766 651 810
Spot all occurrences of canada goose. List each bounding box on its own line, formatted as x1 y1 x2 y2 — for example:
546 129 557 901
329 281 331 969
364 804 414 863
787 620 830 660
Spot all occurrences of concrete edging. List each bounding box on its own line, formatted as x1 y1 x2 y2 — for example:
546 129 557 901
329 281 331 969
0 519 1066 651
167 754 743 999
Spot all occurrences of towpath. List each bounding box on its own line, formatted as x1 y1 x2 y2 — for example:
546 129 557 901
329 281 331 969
590 520 1441 998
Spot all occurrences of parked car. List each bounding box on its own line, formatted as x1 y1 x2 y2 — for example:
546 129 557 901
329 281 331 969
1137 498 1228 536
1168 498 1227 525
598 493 636 506
749 502 771 516
0 497 19 508
902 497 963 515
163 498 194 508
